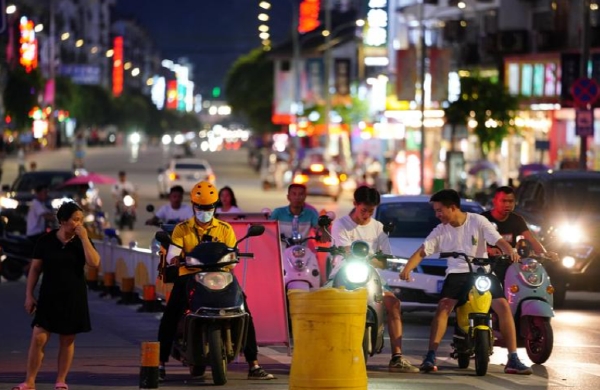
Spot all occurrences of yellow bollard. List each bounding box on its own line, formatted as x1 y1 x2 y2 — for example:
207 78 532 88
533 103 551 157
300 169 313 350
139 341 159 389
288 288 368 390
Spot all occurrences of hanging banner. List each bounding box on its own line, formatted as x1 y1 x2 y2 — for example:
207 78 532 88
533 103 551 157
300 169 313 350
305 58 324 104
429 48 451 103
334 58 351 96
396 48 417 101
272 61 294 125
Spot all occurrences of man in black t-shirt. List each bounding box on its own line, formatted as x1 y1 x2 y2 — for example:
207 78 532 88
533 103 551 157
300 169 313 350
481 186 557 284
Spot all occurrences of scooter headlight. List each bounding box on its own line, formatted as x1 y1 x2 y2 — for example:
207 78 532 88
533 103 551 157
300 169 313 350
194 272 233 290
520 259 540 272
344 262 369 284
0 197 18 209
291 246 305 258
291 258 306 270
562 256 576 268
474 276 491 292
526 273 540 284
123 195 135 207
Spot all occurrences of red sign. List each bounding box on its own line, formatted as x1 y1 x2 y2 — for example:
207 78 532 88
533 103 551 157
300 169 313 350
298 0 320 33
570 77 600 106
19 18 38 72
112 36 124 97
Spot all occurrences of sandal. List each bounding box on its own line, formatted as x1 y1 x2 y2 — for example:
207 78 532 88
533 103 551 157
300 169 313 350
54 383 68 390
11 384 35 390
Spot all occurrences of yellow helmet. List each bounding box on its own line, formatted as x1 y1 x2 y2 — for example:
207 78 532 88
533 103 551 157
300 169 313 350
190 181 218 208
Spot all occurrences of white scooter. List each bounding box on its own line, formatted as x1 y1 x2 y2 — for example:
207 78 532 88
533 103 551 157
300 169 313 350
494 238 555 364
280 215 322 291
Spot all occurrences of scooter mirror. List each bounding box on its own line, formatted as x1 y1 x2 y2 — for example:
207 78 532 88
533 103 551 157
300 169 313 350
318 214 332 227
516 239 532 258
247 224 265 237
146 204 155 213
155 231 172 246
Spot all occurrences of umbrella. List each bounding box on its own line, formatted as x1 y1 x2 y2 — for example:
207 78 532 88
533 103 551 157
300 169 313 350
61 172 117 186
468 160 501 176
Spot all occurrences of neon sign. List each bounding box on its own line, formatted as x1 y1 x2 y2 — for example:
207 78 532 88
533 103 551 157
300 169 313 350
112 36 124 97
364 0 388 48
298 0 320 34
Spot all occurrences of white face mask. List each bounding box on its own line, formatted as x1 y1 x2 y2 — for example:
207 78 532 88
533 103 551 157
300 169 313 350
195 210 214 223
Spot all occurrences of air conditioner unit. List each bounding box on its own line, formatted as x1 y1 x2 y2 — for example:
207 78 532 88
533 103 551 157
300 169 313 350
497 30 528 53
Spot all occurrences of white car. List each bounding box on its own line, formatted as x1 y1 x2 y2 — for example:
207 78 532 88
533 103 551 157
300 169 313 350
375 195 485 311
157 158 216 198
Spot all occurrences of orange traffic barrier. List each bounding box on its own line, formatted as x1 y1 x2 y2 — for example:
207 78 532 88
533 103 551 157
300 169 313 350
138 284 162 312
85 266 100 290
139 341 159 389
100 272 120 298
117 277 139 305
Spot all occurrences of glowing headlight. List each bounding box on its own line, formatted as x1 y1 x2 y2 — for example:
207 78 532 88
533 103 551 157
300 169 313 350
129 132 141 144
562 256 576 268
344 262 369 284
123 195 135 207
556 224 584 243
194 272 233 290
520 259 540 273
474 276 491 292
0 197 18 209
51 197 73 209
218 253 236 264
84 214 95 223
292 246 306 258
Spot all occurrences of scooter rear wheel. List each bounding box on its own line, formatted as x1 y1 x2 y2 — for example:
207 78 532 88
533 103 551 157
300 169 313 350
1 258 25 281
474 329 490 376
525 316 554 364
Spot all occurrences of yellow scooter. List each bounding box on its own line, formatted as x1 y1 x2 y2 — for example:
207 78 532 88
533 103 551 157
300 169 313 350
440 251 509 376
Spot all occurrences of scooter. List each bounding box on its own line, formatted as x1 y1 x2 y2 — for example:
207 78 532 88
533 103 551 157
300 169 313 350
494 238 555 364
281 215 321 291
319 240 393 364
153 224 265 386
443 251 509 376
115 191 136 230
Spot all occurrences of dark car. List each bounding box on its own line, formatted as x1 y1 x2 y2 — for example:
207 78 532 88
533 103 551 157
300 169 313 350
515 170 600 307
0 170 83 234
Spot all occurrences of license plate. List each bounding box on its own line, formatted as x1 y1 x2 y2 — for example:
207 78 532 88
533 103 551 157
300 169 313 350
437 280 444 293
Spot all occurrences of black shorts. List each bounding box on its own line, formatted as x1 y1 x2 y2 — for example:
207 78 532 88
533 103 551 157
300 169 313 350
440 273 504 300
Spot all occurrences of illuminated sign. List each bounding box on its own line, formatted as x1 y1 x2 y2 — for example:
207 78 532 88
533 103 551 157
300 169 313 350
151 76 166 110
19 17 38 72
112 36 124 97
166 80 178 110
364 0 388 58
504 54 561 102
298 0 320 33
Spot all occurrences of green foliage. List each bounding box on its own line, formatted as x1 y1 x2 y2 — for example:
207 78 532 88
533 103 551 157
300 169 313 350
70 84 114 127
158 109 201 134
225 48 278 134
303 95 370 125
445 76 519 155
3 67 43 130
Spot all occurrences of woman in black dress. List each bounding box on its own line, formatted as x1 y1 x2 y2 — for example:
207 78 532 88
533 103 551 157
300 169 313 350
13 201 100 390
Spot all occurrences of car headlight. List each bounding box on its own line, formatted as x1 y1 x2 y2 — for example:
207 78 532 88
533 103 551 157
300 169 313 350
0 197 18 209
51 197 74 209
562 256 576 268
555 224 584 243
343 262 369 284
387 257 408 272
474 276 491 292
194 272 233 290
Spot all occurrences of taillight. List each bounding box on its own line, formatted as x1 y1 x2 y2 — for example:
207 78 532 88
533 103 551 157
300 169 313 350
207 174 216 183
168 172 179 181
294 174 309 184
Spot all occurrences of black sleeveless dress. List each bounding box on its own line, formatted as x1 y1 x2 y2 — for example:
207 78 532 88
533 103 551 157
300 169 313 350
32 230 94 335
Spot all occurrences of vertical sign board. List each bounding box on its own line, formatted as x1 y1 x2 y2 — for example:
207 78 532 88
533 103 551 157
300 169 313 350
334 58 350 96
576 108 595 137
396 48 417 100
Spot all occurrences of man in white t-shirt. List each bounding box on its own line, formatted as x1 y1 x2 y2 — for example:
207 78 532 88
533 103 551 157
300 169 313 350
400 189 532 375
331 186 419 374
26 185 55 242
145 185 192 226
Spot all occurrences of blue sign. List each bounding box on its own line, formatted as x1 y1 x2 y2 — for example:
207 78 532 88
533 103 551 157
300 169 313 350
571 78 600 105
58 64 101 85
576 108 595 137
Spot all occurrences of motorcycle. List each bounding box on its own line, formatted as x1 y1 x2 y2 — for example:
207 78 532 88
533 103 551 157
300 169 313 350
83 210 122 245
443 251 509 376
0 217 36 281
281 215 322 291
153 224 265 386
115 190 136 230
319 241 393 364
493 238 555 364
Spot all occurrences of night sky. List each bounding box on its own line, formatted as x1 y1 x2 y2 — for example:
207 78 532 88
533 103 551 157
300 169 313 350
114 0 294 96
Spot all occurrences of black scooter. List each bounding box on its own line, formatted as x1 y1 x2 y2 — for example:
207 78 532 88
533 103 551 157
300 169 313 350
154 224 265 386
0 219 35 281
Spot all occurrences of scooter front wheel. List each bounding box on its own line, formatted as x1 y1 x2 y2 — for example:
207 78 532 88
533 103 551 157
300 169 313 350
208 326 227 385
474 329 491 376
525 316 554 364
457 353 470 369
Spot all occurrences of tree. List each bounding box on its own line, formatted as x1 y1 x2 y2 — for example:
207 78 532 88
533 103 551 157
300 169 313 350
445 76 520 156
225 48 278 134
3 68 43 131
70 84 114 127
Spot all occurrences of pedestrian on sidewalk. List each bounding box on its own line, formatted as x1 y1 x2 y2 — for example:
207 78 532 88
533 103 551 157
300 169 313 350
12 201 101 390
17 146 26 175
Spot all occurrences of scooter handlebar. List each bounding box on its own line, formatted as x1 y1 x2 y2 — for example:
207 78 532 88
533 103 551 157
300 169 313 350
238 253 254 259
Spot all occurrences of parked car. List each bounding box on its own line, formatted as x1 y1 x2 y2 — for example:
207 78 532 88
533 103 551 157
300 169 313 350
515 170 600 307
375 195 485 311
157 158 215 198
0 170 100 234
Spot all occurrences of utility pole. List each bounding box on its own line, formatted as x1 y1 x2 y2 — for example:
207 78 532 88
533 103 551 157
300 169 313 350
419 0 427 194
579 0 591 170
323 0 331 156
291 0 301 128
48 0 57 148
